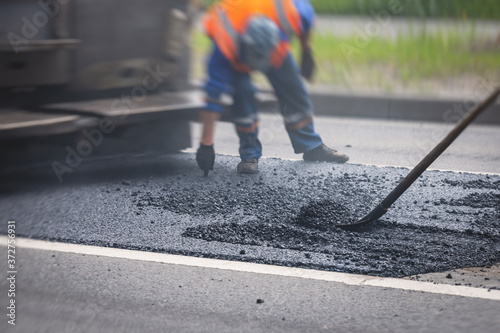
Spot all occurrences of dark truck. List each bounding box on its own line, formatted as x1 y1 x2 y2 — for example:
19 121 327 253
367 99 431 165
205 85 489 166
0 0 203 176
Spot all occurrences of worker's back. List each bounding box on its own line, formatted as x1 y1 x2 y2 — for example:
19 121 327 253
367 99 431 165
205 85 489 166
204 0 301 35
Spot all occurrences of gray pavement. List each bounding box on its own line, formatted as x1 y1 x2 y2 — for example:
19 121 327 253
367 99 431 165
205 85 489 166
1 152 498 278
314 15 500 40
1 246 499 333
186 114 500 174
1 116 499 332
304 90 500 124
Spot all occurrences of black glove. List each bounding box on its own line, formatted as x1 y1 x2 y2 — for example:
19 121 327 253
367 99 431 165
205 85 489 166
196 143 215 177
300 48 316 82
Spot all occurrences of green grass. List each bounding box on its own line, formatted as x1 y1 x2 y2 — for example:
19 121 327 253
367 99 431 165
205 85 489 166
197 1 500 95
305 30 500 85
203 0 500 20
191 31 212 81
191 28 500 94
311 0 500 20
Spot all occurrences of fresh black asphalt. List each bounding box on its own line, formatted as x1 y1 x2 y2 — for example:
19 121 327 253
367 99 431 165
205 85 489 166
1 153 499 278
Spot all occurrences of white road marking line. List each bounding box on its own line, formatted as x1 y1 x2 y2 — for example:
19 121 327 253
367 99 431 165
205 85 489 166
353 163 500 176
271 158 500 176
2 236 499 301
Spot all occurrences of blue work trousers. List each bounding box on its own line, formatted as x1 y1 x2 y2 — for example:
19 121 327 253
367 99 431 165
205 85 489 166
205 47 322 160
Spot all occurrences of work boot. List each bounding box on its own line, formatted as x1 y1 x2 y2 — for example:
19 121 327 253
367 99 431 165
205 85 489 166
303 144 349 163
237 158 259 174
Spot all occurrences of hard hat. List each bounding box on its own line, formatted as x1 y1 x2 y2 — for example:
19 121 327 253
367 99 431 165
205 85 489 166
240 15 280 72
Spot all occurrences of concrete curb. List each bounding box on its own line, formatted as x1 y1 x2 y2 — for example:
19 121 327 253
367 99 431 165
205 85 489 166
259 91 500 125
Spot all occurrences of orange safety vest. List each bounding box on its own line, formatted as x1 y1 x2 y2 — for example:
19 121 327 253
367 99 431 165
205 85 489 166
204 0 303 72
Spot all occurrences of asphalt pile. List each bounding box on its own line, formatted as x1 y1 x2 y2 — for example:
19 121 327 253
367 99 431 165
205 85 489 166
2 154 499 279
294 199 357 230
182 191 499 277
149 158 498 278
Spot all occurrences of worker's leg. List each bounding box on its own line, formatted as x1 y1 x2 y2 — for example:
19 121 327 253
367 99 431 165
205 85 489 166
204 43 261 160
232 72 262 161
265 54 322 154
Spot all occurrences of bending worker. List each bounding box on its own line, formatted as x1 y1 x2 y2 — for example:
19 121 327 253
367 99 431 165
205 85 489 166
196 0 349 176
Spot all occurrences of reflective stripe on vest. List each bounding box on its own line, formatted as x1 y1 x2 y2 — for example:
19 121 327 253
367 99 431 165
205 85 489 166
274 0 296 39
216 9 237 59
215 8 249 72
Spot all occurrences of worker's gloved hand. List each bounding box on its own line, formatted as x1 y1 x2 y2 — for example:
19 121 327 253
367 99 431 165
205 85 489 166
300 47 316 82
196 143 215 177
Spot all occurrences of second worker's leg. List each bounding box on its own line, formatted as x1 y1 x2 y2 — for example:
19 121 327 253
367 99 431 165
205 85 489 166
266 55 348 163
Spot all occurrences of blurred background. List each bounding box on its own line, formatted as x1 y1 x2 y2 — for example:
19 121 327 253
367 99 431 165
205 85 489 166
0 0 499 171
1 4 500 332
194 0 500 99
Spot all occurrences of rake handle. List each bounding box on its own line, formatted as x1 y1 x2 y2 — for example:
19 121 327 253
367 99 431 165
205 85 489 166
380 87 500 211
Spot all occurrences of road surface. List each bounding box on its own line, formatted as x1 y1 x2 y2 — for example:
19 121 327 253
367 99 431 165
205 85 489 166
1 241 499 333
314 15 500 40
186 113 500 174
1 116 499 332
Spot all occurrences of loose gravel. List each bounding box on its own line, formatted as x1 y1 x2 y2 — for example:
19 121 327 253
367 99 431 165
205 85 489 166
1 153 498 279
